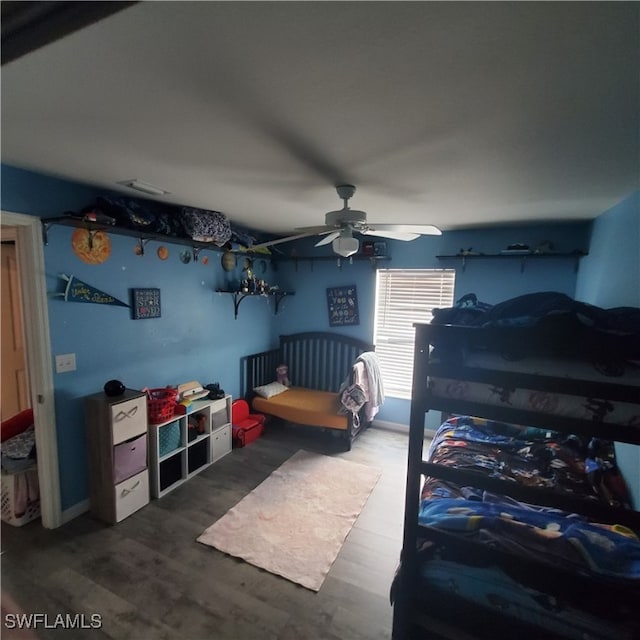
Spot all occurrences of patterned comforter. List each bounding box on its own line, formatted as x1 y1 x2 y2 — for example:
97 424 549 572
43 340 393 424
420 416 639 579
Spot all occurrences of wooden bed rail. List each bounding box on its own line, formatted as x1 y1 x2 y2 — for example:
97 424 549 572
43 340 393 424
242 348 281 398
280 332 373 392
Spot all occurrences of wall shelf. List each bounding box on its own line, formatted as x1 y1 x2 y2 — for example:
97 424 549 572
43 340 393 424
40 215 275 261
436 252 587 273
277 255 391 271
216 289 295 319
41 216 395 270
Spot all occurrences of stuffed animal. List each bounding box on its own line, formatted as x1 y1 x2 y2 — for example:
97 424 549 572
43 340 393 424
276 364 291 387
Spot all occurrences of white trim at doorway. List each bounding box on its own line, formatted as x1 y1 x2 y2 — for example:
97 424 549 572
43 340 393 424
1 210 62 529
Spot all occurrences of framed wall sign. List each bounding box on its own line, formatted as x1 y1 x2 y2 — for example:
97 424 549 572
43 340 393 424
326 285 359 327
131 288 161 319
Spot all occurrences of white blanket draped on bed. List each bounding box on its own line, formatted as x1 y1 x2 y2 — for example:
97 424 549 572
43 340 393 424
354 351 384 422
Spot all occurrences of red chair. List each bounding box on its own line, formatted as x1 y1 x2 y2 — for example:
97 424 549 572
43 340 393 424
231 399 265 448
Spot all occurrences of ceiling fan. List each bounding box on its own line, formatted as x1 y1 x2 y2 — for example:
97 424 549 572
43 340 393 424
251 185 442 257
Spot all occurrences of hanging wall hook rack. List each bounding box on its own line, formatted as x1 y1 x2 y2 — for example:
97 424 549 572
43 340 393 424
136 238 150 256
42 222 52 245
86 229 100 250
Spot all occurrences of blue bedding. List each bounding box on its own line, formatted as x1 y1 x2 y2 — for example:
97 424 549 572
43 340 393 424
420 559 634 640
415 416 640 638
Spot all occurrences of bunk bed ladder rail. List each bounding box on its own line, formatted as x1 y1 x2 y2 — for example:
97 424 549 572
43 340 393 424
393 325 431 640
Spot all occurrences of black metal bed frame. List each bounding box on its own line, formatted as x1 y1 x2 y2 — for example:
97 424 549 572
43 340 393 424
392 322 640 640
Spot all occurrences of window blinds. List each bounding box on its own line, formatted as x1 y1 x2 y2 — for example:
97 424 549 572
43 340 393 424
374 269 455 399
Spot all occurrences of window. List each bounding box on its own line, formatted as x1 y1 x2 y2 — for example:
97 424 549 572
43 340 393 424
374 269 455 399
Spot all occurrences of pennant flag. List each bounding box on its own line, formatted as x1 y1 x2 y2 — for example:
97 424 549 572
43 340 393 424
52 274 129 308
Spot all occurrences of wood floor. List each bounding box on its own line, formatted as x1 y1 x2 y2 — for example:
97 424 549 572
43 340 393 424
1 424 420 640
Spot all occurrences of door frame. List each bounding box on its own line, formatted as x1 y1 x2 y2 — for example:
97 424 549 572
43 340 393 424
2 211 61 528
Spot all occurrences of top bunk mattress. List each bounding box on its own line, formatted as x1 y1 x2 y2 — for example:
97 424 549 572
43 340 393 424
428 351 640 431
424 293 640 431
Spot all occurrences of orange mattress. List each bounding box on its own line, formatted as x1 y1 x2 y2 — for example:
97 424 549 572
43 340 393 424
251 386 348 430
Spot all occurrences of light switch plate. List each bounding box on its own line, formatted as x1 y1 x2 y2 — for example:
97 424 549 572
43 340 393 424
55 353 76 373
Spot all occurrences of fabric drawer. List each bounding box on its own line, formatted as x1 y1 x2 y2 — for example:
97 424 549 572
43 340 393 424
211 424 231 462
211 406 229 430
113 433 147 484
114 470 149 522
111 396 147 445
158 420 182 457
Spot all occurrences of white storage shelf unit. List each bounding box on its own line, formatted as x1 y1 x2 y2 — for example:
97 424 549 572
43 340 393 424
149 396 232 498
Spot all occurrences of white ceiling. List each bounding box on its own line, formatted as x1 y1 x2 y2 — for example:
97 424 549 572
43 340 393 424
2 2 638 237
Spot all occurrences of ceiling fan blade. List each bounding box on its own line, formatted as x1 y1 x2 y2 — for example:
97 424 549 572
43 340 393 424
366 223 442 236
250 231 327 250
315 231 341 247
293 225 335 234
361 229 421 241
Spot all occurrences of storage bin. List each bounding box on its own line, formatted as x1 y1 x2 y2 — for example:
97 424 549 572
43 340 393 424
159 420 182 457
111 395 147 445
146 388 178 424
114 470 149 523
113 433 147 484
160 453 183 492
211 425 232 463
1 468 40 527
211 407 228 430
188 439 209 474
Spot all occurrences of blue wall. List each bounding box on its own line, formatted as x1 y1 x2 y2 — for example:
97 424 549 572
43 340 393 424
278 223 590 427
2 164 277 509
575 190 640 508
4 162 618 512
575 191 639 307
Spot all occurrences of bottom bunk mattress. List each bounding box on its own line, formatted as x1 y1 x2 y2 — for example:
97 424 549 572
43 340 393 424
423 415 631 506
416 554 636 640
251 386 348 430
408 416 640 639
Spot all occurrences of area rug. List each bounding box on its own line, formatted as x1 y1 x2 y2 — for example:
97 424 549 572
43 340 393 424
197 449 381 591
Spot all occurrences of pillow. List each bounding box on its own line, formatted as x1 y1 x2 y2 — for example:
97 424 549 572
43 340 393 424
253 381 289 399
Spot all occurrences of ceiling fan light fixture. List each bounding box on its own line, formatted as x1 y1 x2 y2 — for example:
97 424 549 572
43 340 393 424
332 232 359 257
118 179 170 196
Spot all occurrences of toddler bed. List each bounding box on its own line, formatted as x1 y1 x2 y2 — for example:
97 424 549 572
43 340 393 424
243 332 377 450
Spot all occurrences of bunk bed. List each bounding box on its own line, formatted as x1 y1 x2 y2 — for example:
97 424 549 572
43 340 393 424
392 322 640 640
243 332 376 450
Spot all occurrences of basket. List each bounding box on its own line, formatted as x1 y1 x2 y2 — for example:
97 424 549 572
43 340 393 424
158 420 182 457
146 387 178 424
1 469 40 527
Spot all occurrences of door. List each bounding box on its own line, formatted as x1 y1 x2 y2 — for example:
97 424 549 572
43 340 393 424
1 234 31 420
1 212 61 528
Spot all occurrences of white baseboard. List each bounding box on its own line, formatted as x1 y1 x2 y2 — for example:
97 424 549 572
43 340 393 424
371 419 408 433
371 419 435 438
60 499 89 524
